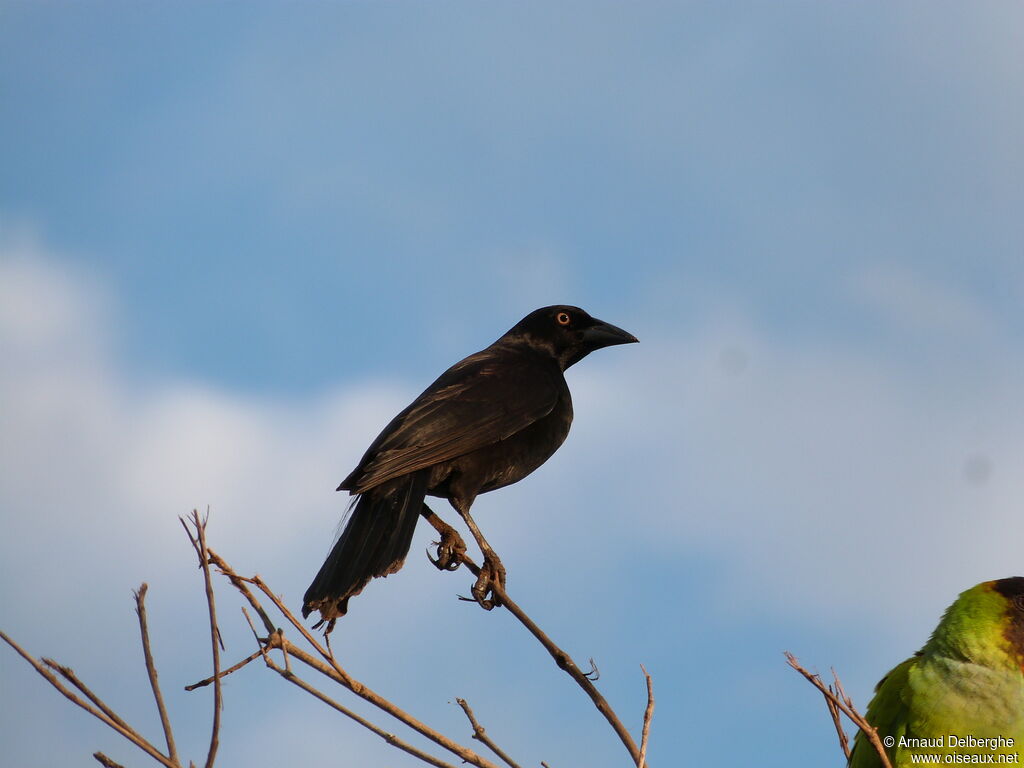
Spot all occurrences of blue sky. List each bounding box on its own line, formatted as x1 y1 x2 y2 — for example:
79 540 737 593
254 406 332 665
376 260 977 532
2 3 1023 766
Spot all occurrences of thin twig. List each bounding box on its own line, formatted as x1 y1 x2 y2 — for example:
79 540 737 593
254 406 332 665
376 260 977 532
45 656 183 768
93 752 127 768
826 668 851 759
637 665 654 768
205 548 276 636
135 583 179 763
247 575 354 683
242 574 503 768
200 555 499 768
43 659 133 733
455 698 523 768
0 631 177 768
185 649 263 691
257 633 460 768
824 694 849 758
452 551 643 765
785 652 893 768
181 511 222 768
264 618 502 768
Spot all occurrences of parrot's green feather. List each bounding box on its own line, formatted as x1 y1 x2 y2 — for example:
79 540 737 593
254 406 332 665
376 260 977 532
849 657 915 768
848 578 1024 768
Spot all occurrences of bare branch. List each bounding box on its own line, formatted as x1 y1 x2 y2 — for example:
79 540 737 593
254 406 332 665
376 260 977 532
204 548 276 636
455 698 523 768
195 552 500 768
181 511 222 768
43 658 134 734
826 668 851 759
185 649 263 691
247 575 354 683
637 665 654 768
0 630 178 768
785 652 892 768
424 505 647 764
135 583 179 763
257 632 460 768
263 620 502 768
452 551 643 765
93 752 127 768
8 510 654 768
238 573 501 768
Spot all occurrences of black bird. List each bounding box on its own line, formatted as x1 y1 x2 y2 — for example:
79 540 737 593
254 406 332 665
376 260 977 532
303 305 637 628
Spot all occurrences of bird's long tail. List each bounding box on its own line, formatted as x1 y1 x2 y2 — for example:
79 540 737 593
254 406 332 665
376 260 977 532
302 470 429 623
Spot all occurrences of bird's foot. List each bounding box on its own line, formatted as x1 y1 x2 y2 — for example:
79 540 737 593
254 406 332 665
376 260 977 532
428 525 467 572
470 553 507 610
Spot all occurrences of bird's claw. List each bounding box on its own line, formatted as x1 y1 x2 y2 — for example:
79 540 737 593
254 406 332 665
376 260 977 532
427 528 467 572
470 555 507 610
427 547 462 572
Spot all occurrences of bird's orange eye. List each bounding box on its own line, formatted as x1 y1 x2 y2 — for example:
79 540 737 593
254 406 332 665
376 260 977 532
556 311 571 326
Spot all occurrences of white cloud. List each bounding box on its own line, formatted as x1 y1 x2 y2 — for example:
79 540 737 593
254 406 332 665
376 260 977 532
849 262 1000 343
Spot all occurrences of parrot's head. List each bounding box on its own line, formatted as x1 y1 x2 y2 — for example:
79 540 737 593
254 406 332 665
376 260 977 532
992 577 1024 664
923 577 1024 671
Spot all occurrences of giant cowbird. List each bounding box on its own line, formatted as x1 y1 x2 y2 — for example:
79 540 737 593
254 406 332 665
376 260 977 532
303 305 637 628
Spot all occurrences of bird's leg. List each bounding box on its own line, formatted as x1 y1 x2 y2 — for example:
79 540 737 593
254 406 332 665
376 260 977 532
420 504 466 572
452 500 505 610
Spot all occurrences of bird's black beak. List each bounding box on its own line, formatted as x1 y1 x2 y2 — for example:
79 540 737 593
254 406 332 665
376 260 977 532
582 318 639 349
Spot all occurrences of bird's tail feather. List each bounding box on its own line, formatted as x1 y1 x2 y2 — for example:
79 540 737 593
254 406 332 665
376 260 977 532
302 469 429 622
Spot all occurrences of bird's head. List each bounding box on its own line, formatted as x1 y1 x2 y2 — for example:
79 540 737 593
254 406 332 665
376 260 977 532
993 577 1024 665
503 305 638 370
926 577 1024 671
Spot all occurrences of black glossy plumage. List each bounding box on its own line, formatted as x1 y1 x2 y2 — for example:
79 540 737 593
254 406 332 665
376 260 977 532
302 305 637 624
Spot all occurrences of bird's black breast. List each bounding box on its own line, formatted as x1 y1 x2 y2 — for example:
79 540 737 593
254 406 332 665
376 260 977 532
429 380 573 500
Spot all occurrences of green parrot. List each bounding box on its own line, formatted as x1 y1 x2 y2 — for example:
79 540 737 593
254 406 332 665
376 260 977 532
849 577 1024 767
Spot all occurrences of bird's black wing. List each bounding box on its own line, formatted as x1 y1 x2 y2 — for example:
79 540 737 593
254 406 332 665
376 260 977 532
341 348 560 493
